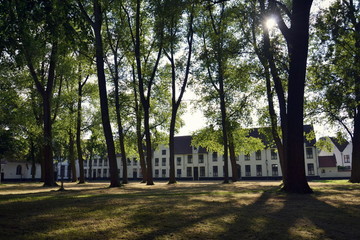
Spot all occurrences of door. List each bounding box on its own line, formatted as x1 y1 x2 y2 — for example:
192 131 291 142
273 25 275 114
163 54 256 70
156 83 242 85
193 167 199 180
237 164 241 179
133 171 138 179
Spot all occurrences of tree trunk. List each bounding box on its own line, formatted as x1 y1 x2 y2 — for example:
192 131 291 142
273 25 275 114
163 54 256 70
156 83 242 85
228 132 238 182
144 106 154 185
113 55 128 184
350 112 360 182
350 7 360 182
168 112 177 184
259 0 288 182
133 67 147 183
69 128 77 182
282 0 313 193
76 77 85 184
264 61 286 181
30 138 36 180
93 0 120 187
220 91 229 184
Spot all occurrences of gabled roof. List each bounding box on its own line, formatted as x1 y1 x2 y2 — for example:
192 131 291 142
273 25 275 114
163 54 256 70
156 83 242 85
319 155 337 168
174 136 207 154
248 125 316 147
329 137 348 152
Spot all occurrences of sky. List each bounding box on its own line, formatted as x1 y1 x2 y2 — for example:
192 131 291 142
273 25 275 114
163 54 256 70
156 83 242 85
177 0 338 139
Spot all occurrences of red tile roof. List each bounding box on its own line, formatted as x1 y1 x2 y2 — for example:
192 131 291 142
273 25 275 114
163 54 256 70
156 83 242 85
319 156 337 167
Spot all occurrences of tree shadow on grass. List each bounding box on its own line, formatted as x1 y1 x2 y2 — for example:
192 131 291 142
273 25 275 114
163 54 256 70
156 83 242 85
222 190 360 240
1 183 359 240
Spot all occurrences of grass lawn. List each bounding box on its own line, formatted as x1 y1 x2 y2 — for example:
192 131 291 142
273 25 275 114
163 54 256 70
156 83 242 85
0 180 359 240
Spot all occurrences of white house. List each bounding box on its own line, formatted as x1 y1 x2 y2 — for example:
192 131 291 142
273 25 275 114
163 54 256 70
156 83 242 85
318 137 352 178
81 125 319 180
0 160 41 181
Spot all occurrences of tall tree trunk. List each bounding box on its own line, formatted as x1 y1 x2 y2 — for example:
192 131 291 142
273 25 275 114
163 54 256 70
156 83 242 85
264 62 286 181
135 90 147 183
93 0 120 187
168 113 177 184
113 54 128 184
228 132 238 182
282 0 313 193
76 74 85 184
134 0 162 185
40 146 45 182
43 92 56 186
30 138 36 180
69 128 77 182
220 90 229 184
351 112 360 182
168 11 194 184
258 0 287 182
350 6 360 182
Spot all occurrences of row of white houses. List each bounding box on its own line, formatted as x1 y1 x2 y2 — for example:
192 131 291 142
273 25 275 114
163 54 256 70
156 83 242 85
56 126 318 180
0 126 353 181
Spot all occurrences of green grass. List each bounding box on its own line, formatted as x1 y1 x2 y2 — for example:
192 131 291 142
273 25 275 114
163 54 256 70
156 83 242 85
0 180 359 240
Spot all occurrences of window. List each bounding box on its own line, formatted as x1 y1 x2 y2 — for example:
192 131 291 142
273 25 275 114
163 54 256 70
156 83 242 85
84 169 87 177
104 159 108 166
155 169 159 178
162 149 166 155
176 157 181 166
272 164 278 176
213 152 218 162
84 160 87 166
133 158 137 166
256 165 262 176
344 155 350 163
162 158 166 166
155 158 159 166
188 155 193 164
199 154 204 163
321 169 325 174
213 166 218 177
245 154 250 161
200 166 205 177
177 169 181 178
16 165 22 175
256 150 261 160
127 158 131 166
99 158 103 166
97 169 101 177
245 165 251 176
306 148 313 159
103 169 108 178
187 167 192 177
307 163 315 175
93 159 98 166
271 149 277 160
162 169 166 177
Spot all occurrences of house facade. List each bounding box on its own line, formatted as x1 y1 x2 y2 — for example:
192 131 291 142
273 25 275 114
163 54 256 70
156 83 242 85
318 137 352 178
0 161 41 181
81 126 319 180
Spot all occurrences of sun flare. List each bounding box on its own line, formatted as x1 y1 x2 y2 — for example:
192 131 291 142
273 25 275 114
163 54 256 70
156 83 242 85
265 17 277 29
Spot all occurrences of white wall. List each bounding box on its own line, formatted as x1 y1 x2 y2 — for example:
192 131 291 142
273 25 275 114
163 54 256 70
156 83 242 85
1 162 41 180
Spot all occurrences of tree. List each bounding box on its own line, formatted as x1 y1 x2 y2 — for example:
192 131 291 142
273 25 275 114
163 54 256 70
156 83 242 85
250 0 287 181
4 0 75 186
121 0 165 185
77 0 120 187
196 0 253 183
268 0 313 193
309 0 360 183
161 0 195 184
